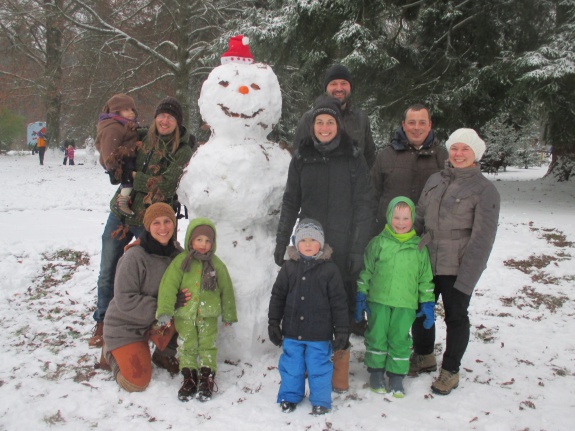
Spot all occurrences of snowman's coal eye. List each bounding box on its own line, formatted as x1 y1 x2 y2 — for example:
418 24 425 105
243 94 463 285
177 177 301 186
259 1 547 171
219 81 229 87
250 84 261 90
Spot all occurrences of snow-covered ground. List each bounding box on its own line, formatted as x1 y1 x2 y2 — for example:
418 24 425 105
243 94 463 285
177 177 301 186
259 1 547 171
0 149 573 430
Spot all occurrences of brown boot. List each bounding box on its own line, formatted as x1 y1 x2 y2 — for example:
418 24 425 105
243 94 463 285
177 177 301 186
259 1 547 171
88 322 104 348
408 352 437 377
178 368 198 402
332 348 350 393
152 350 180 376
431 368 459 395
98 343 111 371
197 367 217 402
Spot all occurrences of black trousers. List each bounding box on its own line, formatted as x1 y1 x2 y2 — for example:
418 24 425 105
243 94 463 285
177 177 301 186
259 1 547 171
412 275 472 373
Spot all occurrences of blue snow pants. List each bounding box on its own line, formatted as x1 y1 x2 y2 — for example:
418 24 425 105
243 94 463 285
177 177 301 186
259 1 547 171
277 338 333 409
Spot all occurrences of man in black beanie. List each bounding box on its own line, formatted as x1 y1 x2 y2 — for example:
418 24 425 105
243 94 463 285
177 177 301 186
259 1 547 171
292 64 376 168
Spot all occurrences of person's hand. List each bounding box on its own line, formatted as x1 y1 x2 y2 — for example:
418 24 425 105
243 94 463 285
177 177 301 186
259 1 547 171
132 171 136 179
347 253 364 275
175 288 191 309
268 321 283 347
332 329 348 352
157 314 172 327
416 302 435 329
274 243 287 266
354 292 370 323
224 322 233 327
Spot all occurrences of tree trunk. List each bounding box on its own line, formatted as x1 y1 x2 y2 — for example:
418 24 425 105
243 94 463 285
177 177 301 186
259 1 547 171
43 0 63 147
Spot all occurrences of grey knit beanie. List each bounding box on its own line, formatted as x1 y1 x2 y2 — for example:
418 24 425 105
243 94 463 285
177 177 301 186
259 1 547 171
294 218 325 250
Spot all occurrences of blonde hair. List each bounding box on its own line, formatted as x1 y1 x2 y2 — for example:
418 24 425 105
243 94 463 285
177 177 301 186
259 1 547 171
147 122 180 155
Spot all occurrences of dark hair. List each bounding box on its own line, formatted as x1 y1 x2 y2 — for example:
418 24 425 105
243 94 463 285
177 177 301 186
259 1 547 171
402 104 430 122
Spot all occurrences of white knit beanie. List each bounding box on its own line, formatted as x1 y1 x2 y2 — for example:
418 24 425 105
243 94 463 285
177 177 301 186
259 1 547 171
293 218 325 250
445 128 486 161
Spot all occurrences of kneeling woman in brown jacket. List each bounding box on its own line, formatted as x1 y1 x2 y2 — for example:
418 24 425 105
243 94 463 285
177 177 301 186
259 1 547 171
410 128 500 395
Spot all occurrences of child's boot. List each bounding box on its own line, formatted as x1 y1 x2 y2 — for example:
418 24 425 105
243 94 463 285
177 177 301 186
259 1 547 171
311 405 330 415
387 371 406 398
368 368 386 394
332 347 350 392
196 367 217 402
280 401 297 413
114 194 134 216
178 368 198 402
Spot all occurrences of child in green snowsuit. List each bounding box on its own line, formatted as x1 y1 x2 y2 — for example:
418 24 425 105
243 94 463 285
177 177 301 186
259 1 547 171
156 218 237 402
355 196 435 397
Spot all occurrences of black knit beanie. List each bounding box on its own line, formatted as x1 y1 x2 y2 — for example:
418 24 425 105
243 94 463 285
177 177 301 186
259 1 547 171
312 96 343 126
155 96 183 127
323 64 353 91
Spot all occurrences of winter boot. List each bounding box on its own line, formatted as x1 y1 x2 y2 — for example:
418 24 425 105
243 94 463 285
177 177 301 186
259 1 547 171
152 350 180 376
98 343 111 371
431 368 459 395
311 405 330 416
114 194 134 216
332 348 350 393
387 372 405 398
368 368 387 394
88 322 104 348
196 367 217 402
408 352 437 377
178 368 198 402
280 401 297 413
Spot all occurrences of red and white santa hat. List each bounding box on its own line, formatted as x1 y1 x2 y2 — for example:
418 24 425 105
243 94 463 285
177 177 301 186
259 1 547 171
221 35 254 65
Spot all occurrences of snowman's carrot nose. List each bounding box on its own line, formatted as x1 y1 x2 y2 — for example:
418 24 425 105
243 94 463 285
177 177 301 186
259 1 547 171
238 86 249 94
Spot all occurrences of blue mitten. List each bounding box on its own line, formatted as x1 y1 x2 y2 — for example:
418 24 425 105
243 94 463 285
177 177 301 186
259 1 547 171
354 292 370 323
416 302 435 329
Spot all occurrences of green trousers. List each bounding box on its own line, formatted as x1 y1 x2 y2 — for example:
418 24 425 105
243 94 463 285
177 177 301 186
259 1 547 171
364 303 415 374
175 315 219 371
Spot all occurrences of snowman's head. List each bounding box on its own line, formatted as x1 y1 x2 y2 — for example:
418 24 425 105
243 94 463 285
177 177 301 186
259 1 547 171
198 62 282 141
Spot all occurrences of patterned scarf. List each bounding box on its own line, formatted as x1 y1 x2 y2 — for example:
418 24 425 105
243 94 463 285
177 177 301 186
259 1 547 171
180 249 217 291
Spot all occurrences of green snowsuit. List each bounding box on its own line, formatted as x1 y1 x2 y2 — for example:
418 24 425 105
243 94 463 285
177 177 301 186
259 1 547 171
156 218 237 371
358 197 434 374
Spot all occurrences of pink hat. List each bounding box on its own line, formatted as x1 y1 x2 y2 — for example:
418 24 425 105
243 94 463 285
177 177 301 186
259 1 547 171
221 35 254 65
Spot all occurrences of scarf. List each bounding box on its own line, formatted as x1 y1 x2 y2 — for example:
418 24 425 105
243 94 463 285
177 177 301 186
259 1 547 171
98 113 139 127
180 249 217 291
384 224 416 243
313 134 341 154
139 231 175 257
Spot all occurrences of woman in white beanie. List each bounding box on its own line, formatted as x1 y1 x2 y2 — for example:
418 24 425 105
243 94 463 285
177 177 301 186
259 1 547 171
409 128 500 395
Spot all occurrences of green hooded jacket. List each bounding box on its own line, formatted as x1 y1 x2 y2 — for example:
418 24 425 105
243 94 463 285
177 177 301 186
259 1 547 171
156 218 237 323
357 197 434 309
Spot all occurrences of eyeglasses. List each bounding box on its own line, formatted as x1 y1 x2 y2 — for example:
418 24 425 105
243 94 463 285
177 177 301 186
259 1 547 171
156 113 177 122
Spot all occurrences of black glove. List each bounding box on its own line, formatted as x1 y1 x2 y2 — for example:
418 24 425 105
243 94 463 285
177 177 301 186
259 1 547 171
175 288 191 309
332 329 348 352
268 321 283 347
274 243 287 266
347 253 364 275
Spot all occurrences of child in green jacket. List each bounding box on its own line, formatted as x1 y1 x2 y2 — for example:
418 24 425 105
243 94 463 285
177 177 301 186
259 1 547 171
355 196 435 397
156 218 237 402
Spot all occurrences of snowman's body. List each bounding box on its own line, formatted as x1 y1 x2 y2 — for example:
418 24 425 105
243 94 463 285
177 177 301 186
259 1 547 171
178 61 291 359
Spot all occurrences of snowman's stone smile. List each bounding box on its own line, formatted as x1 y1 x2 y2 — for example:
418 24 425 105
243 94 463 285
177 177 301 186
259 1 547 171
218 104 264 119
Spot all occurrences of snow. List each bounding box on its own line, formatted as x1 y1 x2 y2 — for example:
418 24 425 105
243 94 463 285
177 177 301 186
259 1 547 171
0 149 574 431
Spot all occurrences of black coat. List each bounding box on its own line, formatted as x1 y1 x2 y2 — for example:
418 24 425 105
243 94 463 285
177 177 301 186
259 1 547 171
268 246 349 341
276 131 375 282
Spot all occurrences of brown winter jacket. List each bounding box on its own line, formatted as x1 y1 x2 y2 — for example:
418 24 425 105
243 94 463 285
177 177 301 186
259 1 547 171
103 245 178 353
95 118 139 173
371 128 448 232
415 165 500 295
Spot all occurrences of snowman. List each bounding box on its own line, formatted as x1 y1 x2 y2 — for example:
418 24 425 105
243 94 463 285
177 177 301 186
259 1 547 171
178 35 291 360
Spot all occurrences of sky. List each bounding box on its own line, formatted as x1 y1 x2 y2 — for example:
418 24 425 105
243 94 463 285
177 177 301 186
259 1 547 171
0 147 573 431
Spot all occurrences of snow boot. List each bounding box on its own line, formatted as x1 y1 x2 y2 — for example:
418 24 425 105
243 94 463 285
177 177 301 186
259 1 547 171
280 401 297 413
98 343 111 371
387 372 405 398
408 352 437 377
152 349 180 376
114 194 134 216
431 368 459 395
332 347 350 393
368 368 386 394
178 368 198 402
196 367 217 402
88 322 104 348
311 405 330 416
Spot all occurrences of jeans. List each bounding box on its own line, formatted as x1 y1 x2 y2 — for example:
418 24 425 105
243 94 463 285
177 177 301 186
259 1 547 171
93 212 144 322
412 275 472 373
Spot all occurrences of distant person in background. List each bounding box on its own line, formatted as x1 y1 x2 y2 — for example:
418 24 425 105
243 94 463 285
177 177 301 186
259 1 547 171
66 142 75 166
410 128 500 396
292 64 377 168
36 132 47 165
